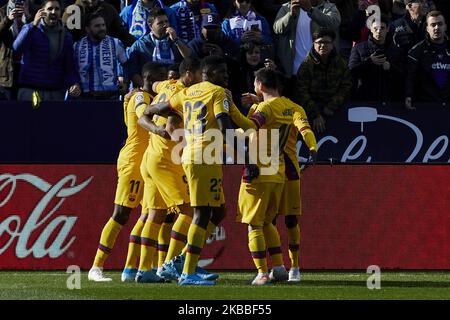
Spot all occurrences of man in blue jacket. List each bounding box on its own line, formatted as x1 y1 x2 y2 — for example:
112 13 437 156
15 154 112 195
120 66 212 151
13 0 81 101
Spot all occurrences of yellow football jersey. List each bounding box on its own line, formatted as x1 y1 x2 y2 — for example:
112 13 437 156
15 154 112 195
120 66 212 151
146 79 185 161
248 97 316 179
245 96 315 183
169 81 230 164
117 90 154 165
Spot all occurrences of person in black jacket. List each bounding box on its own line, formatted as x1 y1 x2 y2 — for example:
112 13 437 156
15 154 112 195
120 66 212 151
392 0 427 51
349 14 404 103
405 10 449 109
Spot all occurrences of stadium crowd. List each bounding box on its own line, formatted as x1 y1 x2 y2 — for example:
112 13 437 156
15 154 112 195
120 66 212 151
1 0 449 120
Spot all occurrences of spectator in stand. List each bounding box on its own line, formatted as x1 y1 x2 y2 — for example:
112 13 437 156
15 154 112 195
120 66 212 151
349 14 405 103
63 0 136 47
331 0 358 59
170 0 217 43
295 29 352 134
73 13 127 100
392 0 427 51
273 0 341 96
188 12 240 59
405 11 449 109
120 0 177 40
13 0 80 101
238 41 277 113
0 1 32 99
391 0 406 21
126 7 190 87
222 0 273 47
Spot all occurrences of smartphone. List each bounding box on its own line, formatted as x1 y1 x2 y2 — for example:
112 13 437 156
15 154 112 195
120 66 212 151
374 49 385 56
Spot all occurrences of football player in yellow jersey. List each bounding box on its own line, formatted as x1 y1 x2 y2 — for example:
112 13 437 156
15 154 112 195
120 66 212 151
88 62 167 282
144 56 239 285
130 58 204 283
244 93 317 283
231 68 317 285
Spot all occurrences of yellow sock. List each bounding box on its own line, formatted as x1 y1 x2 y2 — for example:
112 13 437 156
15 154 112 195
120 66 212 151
287 225 300 268
180 220 216 255
158 221 173 267
263 223 284 267
167 214 192 261
183 224 206 275
248 228 267 273
93 218 123 268
123 218 145 270
138 220 161 272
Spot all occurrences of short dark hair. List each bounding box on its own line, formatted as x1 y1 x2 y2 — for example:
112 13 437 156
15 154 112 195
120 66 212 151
254 67 283 91
141 61 166 78
148 8 168 26
312 28 336 42
85 12 105 27
179 57 201 76
200 55 226 74
41 0 61 8
426 11 446 24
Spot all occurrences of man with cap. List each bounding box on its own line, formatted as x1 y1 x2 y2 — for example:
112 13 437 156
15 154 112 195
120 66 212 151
392 0 427 51
187 12 240 59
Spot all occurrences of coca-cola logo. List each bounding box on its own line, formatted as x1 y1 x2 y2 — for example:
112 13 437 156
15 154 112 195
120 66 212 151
0 174 93 259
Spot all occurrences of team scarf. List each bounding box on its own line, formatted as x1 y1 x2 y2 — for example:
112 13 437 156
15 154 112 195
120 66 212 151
175 0 202 43
75 36 117 92
128 0 165 39
229 9 257 38
150 33 175 64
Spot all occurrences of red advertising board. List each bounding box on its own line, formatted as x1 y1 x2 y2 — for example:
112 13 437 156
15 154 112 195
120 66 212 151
0 165 449 270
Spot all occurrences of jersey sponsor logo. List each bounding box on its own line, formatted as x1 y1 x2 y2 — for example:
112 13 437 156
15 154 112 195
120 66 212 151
431 62 450 70
282 108 293 116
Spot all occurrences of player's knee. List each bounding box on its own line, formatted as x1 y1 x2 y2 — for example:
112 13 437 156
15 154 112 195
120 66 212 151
165 212 176 224
285 215 298 229
179 203 193 217
192 207 211 228
210 206 226 225
112 206 132 225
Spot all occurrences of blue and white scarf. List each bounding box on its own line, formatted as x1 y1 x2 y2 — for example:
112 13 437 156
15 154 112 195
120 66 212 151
229 10 257 39
175 0 200 43
150 33 175 64
128 0 165 39
74 36 118 92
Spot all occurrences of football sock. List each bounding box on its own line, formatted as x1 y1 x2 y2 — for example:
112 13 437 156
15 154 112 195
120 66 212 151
123 217 145 270
138 220 161 272
263 223 284 267
166 214 192 262
248 228 268 273
183 224 206 275
180 219 217 256
287 224 300 268
93 218 123 268
158 221 173 267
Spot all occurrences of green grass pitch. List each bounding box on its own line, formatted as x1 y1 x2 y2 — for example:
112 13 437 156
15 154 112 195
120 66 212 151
1 271 449 300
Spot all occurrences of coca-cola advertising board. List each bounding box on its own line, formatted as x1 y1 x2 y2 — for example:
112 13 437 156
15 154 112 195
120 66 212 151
0 164 449 270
